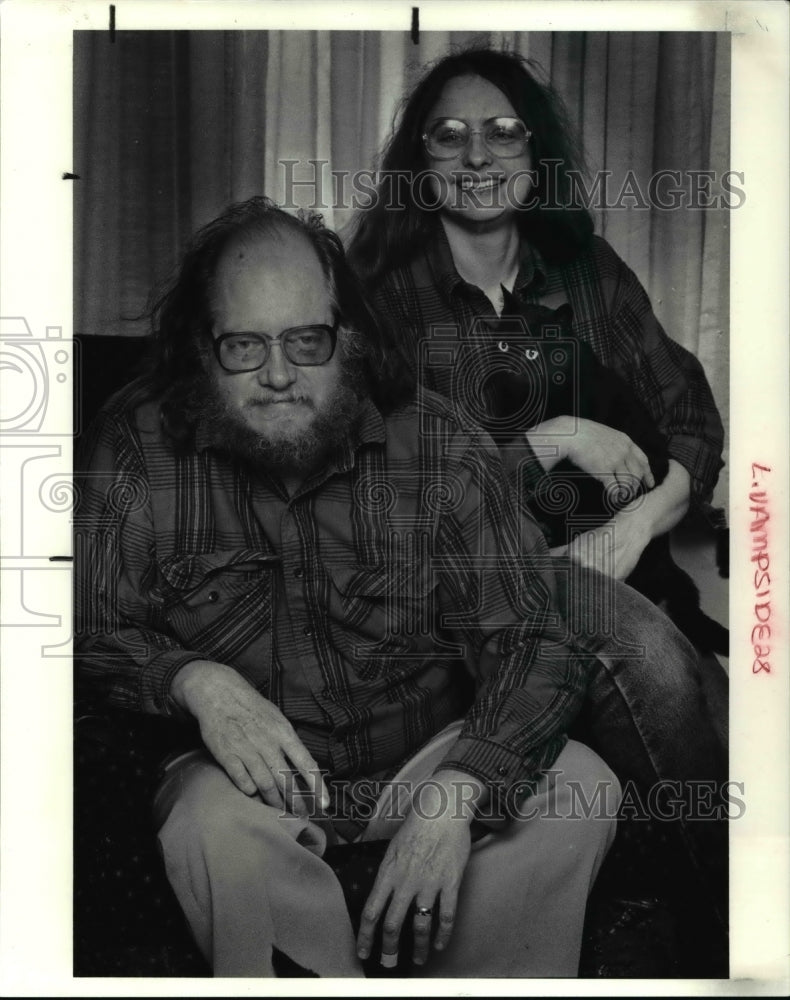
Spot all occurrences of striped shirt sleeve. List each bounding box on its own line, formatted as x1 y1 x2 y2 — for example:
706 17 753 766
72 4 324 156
75 404 203 716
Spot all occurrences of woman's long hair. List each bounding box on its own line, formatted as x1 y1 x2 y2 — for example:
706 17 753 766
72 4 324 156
147 197 416 447
347 47 594 284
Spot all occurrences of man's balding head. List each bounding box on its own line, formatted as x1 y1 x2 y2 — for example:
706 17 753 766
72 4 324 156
204 225 360 479
148 197 415 449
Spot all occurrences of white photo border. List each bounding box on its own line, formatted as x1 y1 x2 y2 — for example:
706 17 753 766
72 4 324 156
1 0 788 995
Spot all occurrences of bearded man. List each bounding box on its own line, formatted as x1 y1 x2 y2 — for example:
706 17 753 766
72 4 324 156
75 197 619 978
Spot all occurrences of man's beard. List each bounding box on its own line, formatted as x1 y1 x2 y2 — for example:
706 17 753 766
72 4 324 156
196 360 365 478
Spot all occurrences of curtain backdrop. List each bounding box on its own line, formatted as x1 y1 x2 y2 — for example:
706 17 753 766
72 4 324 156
74 29 730 502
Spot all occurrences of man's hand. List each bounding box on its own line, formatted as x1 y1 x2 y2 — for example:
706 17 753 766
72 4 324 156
357 771 479 968
170 659 329 816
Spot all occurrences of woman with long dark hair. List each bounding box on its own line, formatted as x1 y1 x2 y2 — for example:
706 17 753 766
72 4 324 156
348 46 728 976
348 47 724 580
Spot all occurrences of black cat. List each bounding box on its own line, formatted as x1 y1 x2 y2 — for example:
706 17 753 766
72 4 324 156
468 291 728 656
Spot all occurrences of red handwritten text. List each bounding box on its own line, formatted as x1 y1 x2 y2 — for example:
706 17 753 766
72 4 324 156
750 463 771 674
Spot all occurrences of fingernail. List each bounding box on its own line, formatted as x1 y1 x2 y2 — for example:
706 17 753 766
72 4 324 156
380 952 399 968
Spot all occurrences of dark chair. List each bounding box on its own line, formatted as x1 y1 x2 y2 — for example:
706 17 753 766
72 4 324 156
74 334 152 434
73 335 206 974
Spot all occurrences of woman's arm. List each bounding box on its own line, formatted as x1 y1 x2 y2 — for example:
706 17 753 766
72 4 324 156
562 460 691 580
631 458 691 536
525 415 655 495
597 239 725 505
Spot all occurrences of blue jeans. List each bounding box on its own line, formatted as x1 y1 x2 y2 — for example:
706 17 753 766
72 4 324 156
553 561 728 931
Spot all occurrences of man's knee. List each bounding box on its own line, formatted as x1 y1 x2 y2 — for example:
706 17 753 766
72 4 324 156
154 753 284 863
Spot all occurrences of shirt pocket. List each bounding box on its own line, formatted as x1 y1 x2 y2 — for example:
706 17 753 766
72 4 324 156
325 561 441 681
150 549 278 670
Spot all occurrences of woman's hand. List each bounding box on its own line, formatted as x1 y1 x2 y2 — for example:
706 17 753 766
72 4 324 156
170 659 329 816
527 417 654 499
564 418 655 496
555 460 692 580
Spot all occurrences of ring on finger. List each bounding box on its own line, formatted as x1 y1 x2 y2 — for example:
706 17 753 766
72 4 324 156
414 905 433 918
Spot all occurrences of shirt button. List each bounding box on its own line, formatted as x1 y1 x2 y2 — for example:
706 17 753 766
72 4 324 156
207 590 219 603
497 765 508 776
294 567 304 579
302 626 314 637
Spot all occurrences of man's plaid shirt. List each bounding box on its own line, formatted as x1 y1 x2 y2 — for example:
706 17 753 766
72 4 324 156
76 380 591 809
368 225 724 504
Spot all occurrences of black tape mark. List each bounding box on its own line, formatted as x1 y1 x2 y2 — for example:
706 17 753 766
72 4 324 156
411 7 419 45
49 556 74 562
62 172 81 180
109 4 116 43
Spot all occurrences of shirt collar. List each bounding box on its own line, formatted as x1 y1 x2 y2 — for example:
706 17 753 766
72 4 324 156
515 240 548 293
424 222 465 301
423 221 548 300
284 398 387 500
336 397 387 463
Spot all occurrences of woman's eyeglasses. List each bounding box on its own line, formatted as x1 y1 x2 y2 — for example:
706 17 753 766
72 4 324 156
423 117 532 160
213 320 339 373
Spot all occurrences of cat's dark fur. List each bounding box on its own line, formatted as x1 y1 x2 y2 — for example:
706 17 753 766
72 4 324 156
473 291 728 656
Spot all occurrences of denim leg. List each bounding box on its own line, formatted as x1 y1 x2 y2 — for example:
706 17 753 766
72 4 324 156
553 560 728 932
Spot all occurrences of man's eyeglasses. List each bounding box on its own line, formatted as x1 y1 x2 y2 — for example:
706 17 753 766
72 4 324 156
423 117 532 160
213 320 339 373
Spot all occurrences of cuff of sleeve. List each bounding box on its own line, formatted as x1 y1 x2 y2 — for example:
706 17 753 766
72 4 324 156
667 435 724 506
433 733 569 819
432 732 563 793
142 648 207 717
435 734 524 785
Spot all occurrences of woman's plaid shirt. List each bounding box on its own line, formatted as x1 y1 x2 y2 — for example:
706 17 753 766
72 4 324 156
369 227 724 505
